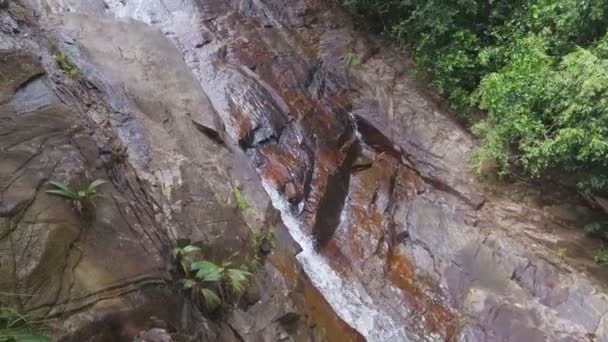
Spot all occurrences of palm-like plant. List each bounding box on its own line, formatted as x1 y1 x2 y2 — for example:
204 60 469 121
225 268 252 296
173 245 252 312
46 179 106 212
172 245 201 276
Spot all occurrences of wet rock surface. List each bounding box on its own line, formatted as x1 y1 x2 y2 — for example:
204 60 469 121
0 2 348 341
1 0 608 341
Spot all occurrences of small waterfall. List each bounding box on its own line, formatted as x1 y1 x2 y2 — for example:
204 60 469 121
261 180 407 342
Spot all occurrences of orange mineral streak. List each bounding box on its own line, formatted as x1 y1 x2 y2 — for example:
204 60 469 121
388 253 457 338
259 145 306 187
269 249 365 342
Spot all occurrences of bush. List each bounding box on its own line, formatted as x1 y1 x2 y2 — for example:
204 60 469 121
172 245 252 312
344 0 608 194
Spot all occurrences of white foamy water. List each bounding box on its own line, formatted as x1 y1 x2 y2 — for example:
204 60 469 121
261 180 407 342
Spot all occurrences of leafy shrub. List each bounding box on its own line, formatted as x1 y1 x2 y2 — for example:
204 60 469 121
343 0 608 194
172 245 252 312
0 308 50 342
46 179 106 212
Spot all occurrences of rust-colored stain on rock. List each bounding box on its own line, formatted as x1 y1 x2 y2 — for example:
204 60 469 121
388 253 457 338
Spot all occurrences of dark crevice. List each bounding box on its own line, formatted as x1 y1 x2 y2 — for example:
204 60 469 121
191 119 231 150
312 139 359 249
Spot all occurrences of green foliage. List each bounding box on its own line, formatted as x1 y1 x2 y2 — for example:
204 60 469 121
251 226 275 253
344 0 608 194
46 179 106 212
245 226 275 273
55 53 80 80
343 0 407 31
172 245 201 276
232 185 248 214
595 249 608 264
173 245 252 312
230 183 275 272
0 308 50 342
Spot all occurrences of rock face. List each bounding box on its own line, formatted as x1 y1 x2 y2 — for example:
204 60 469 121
2 0 608 341
0 2 357 341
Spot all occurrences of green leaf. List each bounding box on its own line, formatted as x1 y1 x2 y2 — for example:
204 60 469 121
171 247 183 259
200 288 221 310
182 245 201 255
84 179 107 197
226 268 252 295
191 261 223 282
46 182 79 200
87 179 107 190
232 185 248 213
181 279 197 290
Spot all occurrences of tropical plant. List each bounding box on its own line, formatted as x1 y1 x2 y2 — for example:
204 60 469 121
0 308 50 342
46 179 106 212
172 245 201 276
173 245 253 312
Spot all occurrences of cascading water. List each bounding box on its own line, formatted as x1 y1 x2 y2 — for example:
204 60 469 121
261 179 407 341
